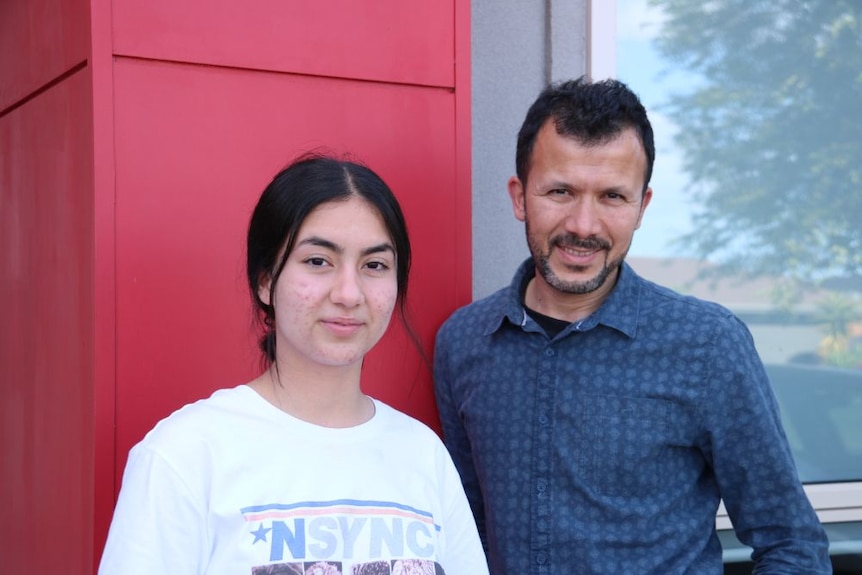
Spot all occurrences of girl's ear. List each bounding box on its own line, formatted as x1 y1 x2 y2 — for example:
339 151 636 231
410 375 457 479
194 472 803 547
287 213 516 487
258 273 272 306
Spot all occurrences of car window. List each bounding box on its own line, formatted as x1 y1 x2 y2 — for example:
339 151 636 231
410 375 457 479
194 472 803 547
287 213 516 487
767 364 862 484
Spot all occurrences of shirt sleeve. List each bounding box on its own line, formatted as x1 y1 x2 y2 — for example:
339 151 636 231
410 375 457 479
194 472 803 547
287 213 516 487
433 322 489 553
436 442 490 575
702 314 831 573
98 443 209 575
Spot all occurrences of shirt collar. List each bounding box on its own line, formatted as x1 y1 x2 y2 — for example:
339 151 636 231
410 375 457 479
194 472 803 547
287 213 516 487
483 258 641 339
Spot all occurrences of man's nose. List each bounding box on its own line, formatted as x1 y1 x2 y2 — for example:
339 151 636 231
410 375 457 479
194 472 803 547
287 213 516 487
564 197 602 237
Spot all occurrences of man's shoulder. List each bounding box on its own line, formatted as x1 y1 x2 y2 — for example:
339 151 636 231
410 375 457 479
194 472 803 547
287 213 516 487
439 284 511 333
632 273 746 336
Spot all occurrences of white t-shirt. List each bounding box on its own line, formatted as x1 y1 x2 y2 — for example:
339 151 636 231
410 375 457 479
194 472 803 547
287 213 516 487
99 386 488 575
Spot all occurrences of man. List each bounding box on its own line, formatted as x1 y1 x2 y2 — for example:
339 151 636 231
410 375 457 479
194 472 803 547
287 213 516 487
433 77 830 574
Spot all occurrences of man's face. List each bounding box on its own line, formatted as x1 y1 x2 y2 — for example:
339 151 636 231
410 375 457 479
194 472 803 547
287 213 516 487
508 120 652 300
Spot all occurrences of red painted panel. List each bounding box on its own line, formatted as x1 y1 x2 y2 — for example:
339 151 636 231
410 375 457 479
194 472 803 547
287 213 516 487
453 0 472 305
112 57 460 480
0 69 95 574
89 0 119 565
111 0 454 87
0 0 90 111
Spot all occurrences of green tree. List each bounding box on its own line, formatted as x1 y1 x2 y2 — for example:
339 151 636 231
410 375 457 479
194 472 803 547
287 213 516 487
650 0 862 284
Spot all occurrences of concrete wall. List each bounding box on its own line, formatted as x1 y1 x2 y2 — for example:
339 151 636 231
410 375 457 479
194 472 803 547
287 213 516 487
471 0 589 299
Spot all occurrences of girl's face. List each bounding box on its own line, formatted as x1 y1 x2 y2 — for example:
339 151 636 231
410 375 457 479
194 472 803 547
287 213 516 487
260 196 398 370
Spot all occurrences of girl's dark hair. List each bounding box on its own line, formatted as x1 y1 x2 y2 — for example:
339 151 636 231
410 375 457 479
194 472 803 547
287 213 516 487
247 152 412 364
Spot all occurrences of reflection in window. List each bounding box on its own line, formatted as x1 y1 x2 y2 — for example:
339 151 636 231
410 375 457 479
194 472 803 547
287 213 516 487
615 0 862 483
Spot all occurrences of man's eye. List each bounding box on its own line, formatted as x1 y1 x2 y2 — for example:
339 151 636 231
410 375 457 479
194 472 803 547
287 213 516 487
605 192 629 202
305 257 328 267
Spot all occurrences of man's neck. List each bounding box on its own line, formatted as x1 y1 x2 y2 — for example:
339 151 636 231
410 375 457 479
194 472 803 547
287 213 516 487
523 266 619 323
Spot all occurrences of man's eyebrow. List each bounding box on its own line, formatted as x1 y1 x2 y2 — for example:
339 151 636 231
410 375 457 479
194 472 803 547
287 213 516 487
296 237 394 257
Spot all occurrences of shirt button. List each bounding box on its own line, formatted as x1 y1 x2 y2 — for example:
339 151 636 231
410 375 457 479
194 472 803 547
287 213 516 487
536 553 547 565
537 479 547 492
538 413 549 425
545 348 555 356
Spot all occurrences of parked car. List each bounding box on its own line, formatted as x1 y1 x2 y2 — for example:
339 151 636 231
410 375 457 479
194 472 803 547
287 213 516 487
719 363 862 574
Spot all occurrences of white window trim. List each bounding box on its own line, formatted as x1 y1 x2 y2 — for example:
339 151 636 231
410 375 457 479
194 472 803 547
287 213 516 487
588 0 617 80
717 482 862 530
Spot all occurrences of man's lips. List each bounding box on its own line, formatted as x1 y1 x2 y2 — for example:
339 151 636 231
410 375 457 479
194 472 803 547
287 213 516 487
555 242 606 265
559 245 600 257
553 236 609 264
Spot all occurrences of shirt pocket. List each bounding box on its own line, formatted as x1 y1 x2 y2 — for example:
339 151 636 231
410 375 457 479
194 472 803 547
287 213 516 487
578 394 676 497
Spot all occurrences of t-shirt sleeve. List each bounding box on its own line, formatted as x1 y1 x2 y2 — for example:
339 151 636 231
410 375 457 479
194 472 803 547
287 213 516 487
435 443 490 575
98 443 209 575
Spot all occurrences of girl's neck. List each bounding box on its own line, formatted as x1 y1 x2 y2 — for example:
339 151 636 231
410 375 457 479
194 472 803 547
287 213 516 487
251 363 375 428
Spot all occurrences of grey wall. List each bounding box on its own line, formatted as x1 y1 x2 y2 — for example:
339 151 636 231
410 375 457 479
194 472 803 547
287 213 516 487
470 0 589 299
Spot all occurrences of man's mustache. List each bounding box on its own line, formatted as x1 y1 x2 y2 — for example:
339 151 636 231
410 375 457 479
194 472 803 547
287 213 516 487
552 235 610 251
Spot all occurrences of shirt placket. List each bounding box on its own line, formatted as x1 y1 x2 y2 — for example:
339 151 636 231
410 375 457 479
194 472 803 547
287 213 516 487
531 343 557 574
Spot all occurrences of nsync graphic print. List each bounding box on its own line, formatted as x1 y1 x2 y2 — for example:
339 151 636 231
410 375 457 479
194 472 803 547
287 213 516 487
242 499 446 574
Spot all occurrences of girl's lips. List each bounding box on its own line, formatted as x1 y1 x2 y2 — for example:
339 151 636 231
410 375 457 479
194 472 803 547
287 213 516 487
321 318 364 336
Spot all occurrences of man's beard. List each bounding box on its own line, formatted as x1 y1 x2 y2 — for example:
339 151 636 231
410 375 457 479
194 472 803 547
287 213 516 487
526 222 626 295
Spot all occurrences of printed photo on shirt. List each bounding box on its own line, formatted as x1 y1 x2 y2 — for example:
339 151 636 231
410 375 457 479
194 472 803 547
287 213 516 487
252 562 303 575
350 561 390 575
391 559 440 575
303 560 342 575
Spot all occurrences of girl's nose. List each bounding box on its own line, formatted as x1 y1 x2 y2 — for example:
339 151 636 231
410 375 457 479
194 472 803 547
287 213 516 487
330 267 363 307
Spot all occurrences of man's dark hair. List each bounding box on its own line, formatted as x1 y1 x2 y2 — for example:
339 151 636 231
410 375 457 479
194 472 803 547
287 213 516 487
515 76 655 194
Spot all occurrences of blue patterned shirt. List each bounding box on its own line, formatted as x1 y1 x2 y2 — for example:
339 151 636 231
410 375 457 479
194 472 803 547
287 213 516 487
434 259 830 574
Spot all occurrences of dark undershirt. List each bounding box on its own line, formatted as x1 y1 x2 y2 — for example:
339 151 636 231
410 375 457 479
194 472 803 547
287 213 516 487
520 274 571 339
525 306 571 339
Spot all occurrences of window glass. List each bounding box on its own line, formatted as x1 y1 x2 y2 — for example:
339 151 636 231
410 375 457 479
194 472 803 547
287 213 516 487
614 0 862 484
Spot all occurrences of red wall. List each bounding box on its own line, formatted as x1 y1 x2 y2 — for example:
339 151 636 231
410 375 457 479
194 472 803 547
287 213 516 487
0 67 96 575
0 0 471 572
1 0 95 572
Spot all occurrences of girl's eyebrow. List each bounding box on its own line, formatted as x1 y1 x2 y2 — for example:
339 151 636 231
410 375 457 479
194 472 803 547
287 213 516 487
363 243 395 257
297 236 340 252
297 236 394 257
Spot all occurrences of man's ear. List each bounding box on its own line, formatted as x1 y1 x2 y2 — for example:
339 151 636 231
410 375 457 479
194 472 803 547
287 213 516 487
508 176 527 222
635 186 653 230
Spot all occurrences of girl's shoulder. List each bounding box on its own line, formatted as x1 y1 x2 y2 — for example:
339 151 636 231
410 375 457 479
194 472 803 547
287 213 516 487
135 385 263 452
371 399 448 450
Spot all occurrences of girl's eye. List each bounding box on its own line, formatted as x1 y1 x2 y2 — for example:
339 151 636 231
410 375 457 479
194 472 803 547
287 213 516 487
365 261 390 271
305 257 329 267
